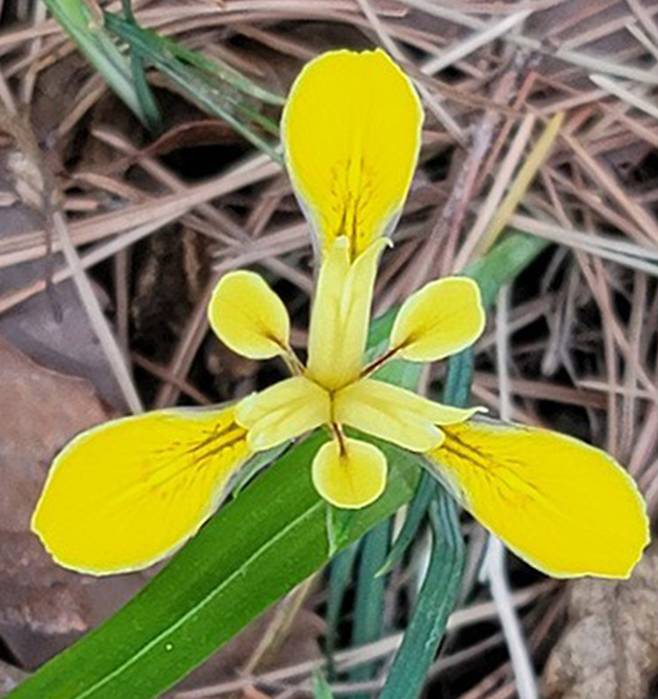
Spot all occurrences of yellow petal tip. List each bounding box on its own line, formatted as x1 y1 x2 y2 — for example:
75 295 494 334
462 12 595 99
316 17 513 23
282 48 423 257
208 271 290 360
30 407 250 575
312 438 387 509
392 277 485 362
429 420 650 579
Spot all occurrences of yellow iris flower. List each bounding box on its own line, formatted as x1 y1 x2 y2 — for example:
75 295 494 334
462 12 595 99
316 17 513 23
32 49 648 580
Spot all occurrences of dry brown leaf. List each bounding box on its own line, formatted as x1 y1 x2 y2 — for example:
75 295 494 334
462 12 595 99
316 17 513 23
0 150 128 410
543 542 658 699
0 658 28 697
143 119 240 157
0 337 146 668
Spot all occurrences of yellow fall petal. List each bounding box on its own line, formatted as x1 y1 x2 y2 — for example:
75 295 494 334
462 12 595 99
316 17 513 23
312 438 387 509
208 270 290 360
31 407 250 575
282 49 423 259
236 376 330 451
306 237 387 390
391 277 485 362
427 420 650 579
335 378 481 452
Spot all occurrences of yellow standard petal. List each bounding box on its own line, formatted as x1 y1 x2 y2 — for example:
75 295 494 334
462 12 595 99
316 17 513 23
282 49 423 259
208 270 290 360
31 407 250 575
335 378 482 452
391 277 485 362
312 438 387 509
306 237 387 390
426 419 650 579
236 376 331 451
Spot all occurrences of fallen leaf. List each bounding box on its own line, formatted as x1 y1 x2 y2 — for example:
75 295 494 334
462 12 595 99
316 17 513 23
543 542 658 699
0 151 128 411
0 658 28 697
0 337 146 668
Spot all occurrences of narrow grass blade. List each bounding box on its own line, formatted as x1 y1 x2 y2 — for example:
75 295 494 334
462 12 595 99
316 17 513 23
378 341 475 577
120 0 162 131
442 346 475 409
347 519 391 694
104 13 282 159
326 543 359 666
42 0 146 123
379 490 465 699
465 230 549 308
378 228 546 695
107 13 283 106
377 471 435 577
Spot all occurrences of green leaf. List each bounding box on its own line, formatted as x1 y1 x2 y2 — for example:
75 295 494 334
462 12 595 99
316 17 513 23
325 544 358 669
377 471 435 577
347 519 391 694
326 504 358 556
379 490 465 699
313 671 335 699
8 436 419 699
120 0 162 132
230 442 290 497
103 13 282 160
41 0 147 123
465 229 548 309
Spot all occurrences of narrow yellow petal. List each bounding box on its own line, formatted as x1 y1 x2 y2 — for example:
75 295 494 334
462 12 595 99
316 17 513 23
31 407 250 575
335 378 480 452
208 270 290 360
391 277 485 362
427 420 650 579
312 438 387 509
306 237 387 390
236 376 330 451
282 49 423 258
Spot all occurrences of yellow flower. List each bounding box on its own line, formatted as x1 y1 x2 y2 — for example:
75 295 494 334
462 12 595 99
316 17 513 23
209 243 485 509
32 49 648 581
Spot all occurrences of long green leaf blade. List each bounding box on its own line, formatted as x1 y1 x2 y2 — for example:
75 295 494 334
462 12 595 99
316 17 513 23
379 490 465 699
8 437 419 699
347 519 390 694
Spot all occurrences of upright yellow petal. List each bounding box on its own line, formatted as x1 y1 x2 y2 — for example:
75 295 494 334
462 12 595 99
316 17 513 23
391 277 485 362
208 271 290 360
426 420 649 579
312 438 387 509
282 49 423 259
236 376 330 451
31 407 250 575
306 237 387 390
335 378 481 452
